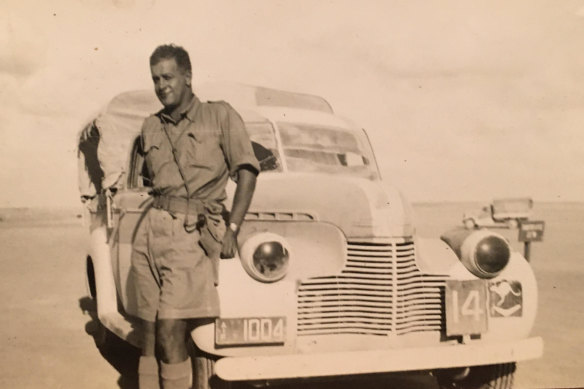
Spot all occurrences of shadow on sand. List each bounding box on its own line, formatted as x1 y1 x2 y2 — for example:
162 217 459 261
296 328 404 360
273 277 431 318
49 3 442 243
80 296 141 389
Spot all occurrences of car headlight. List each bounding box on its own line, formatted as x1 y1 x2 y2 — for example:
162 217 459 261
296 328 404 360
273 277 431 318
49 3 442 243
442 229 511 279
460 231 510 278
240 232 291 282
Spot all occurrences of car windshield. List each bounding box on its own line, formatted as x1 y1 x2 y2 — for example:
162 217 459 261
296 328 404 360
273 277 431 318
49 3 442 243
277 122 379 179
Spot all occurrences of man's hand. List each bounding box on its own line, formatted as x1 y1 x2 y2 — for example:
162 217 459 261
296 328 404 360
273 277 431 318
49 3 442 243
220 228 238 259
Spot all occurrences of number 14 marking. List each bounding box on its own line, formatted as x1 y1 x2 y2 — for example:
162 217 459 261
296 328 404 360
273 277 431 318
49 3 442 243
451 289 485 323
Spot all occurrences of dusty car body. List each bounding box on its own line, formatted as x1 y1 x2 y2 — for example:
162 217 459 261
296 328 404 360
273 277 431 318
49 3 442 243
78 84 542 388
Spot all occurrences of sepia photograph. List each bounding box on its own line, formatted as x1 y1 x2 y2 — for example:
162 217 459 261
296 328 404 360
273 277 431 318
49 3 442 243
1 1 583 388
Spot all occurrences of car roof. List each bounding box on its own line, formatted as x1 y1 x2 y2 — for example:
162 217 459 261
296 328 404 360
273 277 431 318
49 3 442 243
248 105 357 130
93 84 356 140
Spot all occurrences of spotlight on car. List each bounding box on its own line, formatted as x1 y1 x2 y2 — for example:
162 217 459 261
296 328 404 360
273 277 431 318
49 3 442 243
441 229 511 279
240 232 291 282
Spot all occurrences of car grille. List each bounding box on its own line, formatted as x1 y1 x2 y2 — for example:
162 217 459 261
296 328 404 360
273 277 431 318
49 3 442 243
297 240 447 336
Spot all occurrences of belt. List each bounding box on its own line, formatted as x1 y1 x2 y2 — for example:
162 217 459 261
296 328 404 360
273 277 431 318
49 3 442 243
151 195 206 229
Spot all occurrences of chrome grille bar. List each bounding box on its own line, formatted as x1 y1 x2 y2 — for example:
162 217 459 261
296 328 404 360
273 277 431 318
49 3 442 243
296 240 447 336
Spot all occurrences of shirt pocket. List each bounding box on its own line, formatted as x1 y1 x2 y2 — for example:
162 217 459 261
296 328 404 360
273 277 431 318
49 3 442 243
143 131 165 174
183 127 223 167
144 130 164 153
144 133 163 155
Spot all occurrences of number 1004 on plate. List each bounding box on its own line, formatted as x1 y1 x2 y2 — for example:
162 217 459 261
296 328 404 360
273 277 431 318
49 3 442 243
215 317 286 346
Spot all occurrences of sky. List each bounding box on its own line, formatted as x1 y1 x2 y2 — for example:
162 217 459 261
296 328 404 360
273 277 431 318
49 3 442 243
1 0 583 207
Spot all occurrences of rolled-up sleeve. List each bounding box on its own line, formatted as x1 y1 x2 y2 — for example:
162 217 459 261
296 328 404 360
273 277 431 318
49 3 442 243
219 102 260 180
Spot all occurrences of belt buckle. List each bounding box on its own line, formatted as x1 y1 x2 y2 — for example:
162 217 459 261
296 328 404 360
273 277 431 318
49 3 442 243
152 195 165 210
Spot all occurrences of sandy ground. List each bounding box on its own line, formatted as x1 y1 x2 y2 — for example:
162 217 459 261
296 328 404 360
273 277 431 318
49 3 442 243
0 202 582 389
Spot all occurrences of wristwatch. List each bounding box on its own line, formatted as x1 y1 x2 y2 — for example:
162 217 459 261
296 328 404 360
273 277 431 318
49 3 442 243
228 222 239 233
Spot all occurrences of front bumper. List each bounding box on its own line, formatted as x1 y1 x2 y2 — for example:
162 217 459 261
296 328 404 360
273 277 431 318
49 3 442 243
215 336 543 381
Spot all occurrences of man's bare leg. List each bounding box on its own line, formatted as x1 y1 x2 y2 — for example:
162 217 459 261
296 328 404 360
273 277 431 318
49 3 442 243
138 320 159 389
158 319 191 389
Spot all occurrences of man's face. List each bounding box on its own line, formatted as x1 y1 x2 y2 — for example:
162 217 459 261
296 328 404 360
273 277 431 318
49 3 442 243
150 58 191 109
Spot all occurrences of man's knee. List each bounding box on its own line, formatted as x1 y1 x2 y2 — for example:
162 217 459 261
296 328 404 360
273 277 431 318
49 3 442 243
141 320 156 356
156 319 188 363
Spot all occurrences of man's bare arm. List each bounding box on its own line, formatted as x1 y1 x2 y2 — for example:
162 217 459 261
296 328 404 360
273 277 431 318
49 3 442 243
221 166 257 258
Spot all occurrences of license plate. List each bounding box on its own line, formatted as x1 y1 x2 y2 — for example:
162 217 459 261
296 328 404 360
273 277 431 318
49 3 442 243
445 280 488 336
215 317 286 346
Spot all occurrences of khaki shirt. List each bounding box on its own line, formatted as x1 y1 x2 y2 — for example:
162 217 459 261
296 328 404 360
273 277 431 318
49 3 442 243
142 95 259 212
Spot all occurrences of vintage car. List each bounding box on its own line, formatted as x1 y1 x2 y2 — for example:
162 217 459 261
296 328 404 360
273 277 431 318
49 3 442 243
78 84 542 389
462 198 534 230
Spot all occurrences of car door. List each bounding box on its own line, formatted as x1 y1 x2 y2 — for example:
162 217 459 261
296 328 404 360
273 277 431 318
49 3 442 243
110 137 153 314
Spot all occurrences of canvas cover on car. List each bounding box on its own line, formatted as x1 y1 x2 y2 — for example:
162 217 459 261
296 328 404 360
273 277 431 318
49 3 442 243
77 90 161 199
77 83 334 200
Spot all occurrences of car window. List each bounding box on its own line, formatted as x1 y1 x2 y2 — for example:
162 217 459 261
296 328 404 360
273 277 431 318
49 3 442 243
277 122 379 179
246 122 282 172
128 137 152 189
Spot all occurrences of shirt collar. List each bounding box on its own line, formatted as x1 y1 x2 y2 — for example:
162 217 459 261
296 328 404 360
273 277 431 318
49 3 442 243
184 94 201 122
158 94 200 124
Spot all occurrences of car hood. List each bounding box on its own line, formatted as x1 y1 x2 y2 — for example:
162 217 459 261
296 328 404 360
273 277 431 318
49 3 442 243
229 173 415 239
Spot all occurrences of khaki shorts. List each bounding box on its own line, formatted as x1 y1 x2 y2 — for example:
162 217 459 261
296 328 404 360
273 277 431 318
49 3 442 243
129 208 220 322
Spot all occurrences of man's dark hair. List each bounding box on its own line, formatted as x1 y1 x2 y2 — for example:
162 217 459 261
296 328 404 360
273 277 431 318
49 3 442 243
149 44 192 73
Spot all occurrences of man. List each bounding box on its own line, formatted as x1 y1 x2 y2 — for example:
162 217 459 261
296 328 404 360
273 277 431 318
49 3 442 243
131 44 259 389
